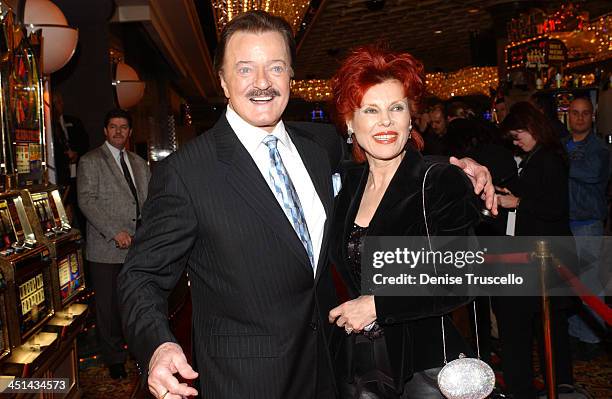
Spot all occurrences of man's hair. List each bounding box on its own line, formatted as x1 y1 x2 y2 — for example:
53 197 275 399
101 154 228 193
213 10 295 75
447 102 470 119
570 96 594 112
104 108 132 129
429 103 446 117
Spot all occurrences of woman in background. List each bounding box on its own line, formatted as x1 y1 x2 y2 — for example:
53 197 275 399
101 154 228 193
495 101 574 398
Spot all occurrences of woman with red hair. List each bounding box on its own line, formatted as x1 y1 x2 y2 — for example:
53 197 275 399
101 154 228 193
327 45 482 398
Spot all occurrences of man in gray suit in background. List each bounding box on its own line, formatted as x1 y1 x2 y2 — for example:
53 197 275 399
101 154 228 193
78 108 150 380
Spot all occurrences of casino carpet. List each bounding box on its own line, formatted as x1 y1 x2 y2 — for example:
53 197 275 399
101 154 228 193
77 290 610 398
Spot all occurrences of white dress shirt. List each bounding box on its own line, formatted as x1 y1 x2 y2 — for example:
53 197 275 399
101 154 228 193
105 141 136 185
226 106 326 274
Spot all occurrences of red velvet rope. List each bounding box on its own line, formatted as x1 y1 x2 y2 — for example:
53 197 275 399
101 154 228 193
482 251 612 326
555 263 612 326
483 252 532 264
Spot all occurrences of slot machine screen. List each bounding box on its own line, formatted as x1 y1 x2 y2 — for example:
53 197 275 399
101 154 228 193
14 263 52 340
56 252 83 305
30 192 58 233
0 201 17 250
9 31 43 187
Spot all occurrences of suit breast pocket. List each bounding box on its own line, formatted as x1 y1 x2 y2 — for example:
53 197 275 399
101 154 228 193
207 334 279 358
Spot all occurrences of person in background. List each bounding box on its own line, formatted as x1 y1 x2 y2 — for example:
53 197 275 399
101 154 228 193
564 96 610 359
530 92 570 139
78 109 150 380
52 93 89 232
494 97 508 124
422 103 449 155
495 101 574 398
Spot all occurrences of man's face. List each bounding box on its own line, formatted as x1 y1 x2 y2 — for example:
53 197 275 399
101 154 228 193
219 31 291 132
429 110 447 136
568 98 593 136
104 117 132 150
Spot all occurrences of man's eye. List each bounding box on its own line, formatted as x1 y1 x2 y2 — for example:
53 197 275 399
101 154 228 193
238 67 251 74
270 65 284 73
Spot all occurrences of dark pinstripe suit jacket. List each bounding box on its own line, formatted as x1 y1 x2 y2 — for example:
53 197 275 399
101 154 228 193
118 115 342 398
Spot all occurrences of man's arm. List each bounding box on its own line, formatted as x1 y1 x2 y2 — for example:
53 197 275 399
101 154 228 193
425 155 497 215
77 155 118 240
117 159 198 397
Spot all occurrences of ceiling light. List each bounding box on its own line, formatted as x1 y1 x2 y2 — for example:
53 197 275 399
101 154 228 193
468 8 479 14
434 30 443 34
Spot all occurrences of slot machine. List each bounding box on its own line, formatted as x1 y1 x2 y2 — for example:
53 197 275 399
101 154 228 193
0 191 58 378
25 188 84 312
0 7 84 395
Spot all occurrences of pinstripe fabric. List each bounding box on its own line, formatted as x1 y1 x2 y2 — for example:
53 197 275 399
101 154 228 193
263 135 315 267
119 116 339 399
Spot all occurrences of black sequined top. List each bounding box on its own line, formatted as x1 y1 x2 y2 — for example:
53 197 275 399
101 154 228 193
346 223 384 339
346 223 368 283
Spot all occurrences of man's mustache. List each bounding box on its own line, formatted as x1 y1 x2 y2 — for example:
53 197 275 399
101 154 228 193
247 88 280 97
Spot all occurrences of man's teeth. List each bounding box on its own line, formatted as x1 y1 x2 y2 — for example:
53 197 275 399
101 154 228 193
251 96 273 101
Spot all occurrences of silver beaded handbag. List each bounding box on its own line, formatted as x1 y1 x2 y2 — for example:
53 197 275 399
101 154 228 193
422 164 496 399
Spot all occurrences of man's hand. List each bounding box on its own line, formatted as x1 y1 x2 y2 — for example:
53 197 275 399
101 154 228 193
65 149 78 163
148 342 199 398
113 231 132 249
450 156 498 216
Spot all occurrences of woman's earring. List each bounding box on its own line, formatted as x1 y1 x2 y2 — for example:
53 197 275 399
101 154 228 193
347 128 353 144
408 125 413 139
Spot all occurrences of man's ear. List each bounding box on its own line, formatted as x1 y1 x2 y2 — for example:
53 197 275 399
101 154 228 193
219 71 230 99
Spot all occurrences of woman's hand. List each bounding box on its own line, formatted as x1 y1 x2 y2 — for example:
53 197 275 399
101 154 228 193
328 295 376 334
495 187 520 209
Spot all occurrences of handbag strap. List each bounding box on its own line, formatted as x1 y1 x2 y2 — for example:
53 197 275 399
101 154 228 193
421 163 481 364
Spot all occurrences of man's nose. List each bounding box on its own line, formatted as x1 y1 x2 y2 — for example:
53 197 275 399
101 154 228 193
254 67 271 89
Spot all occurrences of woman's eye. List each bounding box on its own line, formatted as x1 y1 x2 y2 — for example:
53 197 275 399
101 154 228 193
363 108 377 114
391 105 405 111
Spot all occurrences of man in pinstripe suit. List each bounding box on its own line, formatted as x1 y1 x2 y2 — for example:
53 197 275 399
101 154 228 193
118 11 496 399
119 11 341 399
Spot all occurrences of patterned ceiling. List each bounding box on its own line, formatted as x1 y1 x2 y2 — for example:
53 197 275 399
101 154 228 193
294 0 608 79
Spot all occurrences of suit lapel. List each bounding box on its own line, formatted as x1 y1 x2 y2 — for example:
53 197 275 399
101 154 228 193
367 149 425 236
287 127 334 282
100 144 132 196
214 116 313 275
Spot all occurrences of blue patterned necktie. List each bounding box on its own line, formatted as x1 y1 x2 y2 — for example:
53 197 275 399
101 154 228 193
263 135 315 268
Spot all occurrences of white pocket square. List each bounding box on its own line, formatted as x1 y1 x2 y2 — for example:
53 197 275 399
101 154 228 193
332 173 342 197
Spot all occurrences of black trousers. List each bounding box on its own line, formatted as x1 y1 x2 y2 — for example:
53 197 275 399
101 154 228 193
90 261 128 366
493 297 573 399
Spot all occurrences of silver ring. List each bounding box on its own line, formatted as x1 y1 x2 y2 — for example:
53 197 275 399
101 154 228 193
345 326 353 335
160 390 169 399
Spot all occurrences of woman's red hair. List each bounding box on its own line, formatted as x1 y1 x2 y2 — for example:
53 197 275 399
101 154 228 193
331 45 425 163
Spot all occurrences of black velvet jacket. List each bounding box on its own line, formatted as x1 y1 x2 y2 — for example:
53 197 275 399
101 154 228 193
506 146 571 236
328 148 481 391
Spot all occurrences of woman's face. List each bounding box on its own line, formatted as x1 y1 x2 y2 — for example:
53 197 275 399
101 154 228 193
347 80 412 163
510 129 537 152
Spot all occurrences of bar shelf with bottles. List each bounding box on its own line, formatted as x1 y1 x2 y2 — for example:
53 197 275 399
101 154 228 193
502 4 611 132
